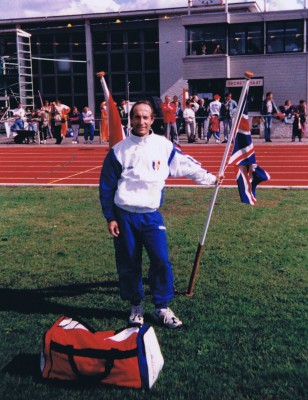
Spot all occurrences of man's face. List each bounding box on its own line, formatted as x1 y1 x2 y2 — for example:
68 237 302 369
165 96 171 104
131 104 154 137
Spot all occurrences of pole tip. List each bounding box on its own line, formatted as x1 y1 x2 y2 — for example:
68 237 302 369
244 70 254 79
96 71 105 78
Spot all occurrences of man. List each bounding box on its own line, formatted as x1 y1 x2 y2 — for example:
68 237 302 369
207 94 222 143
11 102 25 133
220 93 237 143
195 98 208 141
118 99 128 136
54 99 70 140
160 95 178 143
99 100 224 329
261 91 278 142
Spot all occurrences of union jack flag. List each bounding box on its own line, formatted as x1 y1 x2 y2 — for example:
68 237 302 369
228 104 270 205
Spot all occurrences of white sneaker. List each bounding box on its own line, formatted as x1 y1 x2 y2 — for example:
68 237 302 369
128 305 144 326
153 307 183 329
215 139 221 144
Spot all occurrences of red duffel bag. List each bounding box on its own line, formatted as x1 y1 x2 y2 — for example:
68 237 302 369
40 316 164 389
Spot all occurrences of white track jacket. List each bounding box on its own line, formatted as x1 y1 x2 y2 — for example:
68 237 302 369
100 132 217 222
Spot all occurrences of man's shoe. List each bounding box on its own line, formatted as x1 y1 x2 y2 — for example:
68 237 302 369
222 139 228 143
129 305 144 326
153 307 183 329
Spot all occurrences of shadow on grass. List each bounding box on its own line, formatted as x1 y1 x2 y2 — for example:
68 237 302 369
0 281 128 320
2 353 130 392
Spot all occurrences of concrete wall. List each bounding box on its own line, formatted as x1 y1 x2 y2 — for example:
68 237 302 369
229 54 308 107
158 17 188 104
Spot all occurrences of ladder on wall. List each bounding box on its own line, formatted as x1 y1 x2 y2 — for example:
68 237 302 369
16 29 34 109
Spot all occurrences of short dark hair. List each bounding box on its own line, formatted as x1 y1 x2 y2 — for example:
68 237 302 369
130 100 154 119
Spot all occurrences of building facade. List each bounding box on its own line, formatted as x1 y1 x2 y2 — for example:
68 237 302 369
0 2 307 116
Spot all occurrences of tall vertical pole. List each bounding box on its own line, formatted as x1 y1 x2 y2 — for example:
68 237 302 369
186 71 253 297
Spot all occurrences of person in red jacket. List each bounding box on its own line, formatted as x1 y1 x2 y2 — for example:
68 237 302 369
160 95 179 143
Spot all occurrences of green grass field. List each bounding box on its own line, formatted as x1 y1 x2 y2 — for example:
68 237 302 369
0 186 307 400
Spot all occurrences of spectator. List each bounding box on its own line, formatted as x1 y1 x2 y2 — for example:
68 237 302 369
118 99 128 136
292 100 307 142
195 98 208 141
173 95 181 108
205 114 220 144
41 100 52 138
100 101 109 143
279 100 294 124
99 100 224 329
82 106 95 144
54 99 70 138
183 99 198 143
160 95 179 143
173 100 184 136
200 43 207 55
69 106 81 144
220 93 237 143
38 108 49 144
11 102 25 133
208 94 222 117
261 91 278 142
213 44 222 54
50 102 63 144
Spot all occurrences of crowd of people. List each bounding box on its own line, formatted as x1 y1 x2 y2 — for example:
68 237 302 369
160 91 307 144
8 92 307 145
160 92 238 144
10 100 97 145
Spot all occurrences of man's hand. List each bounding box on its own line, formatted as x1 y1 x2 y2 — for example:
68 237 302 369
216 173 225 185
108 220 120 237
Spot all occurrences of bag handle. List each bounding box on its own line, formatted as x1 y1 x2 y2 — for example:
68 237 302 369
67 346 114 382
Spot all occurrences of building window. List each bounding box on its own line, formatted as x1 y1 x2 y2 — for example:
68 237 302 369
267 20 303 53
186 25 227 55
229 23 263 55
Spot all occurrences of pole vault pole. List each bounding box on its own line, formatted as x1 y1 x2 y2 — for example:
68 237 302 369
186 70 254 296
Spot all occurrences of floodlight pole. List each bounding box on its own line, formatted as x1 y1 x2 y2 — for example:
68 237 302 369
186 71 253 297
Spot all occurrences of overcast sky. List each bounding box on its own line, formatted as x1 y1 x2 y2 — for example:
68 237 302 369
0 0 304 19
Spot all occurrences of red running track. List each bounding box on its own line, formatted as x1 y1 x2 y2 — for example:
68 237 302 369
0 144 307 188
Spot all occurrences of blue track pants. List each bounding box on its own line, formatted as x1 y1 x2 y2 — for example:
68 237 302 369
114 206 174 307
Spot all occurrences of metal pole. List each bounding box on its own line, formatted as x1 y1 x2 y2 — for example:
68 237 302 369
186 71 253 296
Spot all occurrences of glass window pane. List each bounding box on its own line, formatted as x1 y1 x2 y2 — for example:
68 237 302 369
127 30 141 49
144 51 159 70
128 52 142 71
229 26 245 55
128 73 143 92
54 34 70 54
38 35 54 54
187 25 226 55
41 60 55 74
58 76 72 94
247 25 263 54
285 20 303 52
111 74 126 92
92 31 108 52
144 29 158 49
42 76 56 94
110 53 125 71
71 32 86 53
267 22 284 53
111 31 123 51
74 76 87 93
145 72 159 92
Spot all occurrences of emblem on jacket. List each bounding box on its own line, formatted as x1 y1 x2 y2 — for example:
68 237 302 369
152 160 161 171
